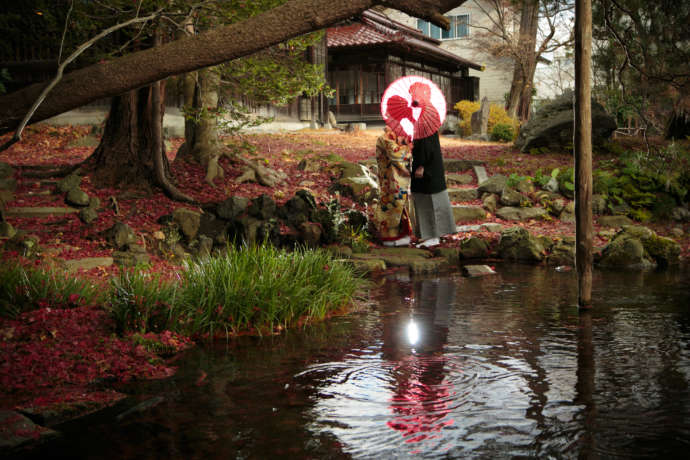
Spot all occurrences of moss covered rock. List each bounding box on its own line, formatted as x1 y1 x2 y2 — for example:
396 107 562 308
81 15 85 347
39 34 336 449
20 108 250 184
497 226 545 262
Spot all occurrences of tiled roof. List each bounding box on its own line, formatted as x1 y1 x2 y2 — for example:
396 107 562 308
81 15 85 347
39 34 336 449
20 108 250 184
327 23 402 47
327 10 482 71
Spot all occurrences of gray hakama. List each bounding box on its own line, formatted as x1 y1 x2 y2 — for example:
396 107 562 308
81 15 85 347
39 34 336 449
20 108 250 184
412 189 456 240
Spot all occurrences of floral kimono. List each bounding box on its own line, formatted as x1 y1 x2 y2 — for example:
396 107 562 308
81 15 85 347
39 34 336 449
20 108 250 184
371 128 412 241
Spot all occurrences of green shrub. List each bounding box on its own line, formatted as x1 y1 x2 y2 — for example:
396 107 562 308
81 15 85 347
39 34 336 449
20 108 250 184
490 123 515 142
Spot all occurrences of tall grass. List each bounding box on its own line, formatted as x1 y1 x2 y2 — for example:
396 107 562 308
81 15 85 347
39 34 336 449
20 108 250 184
177 243 363 336
109 270 179 334
0 262 102 318
2 244 365 338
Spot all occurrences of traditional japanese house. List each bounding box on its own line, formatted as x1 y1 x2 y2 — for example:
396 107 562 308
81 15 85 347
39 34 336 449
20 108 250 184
326 9 482 124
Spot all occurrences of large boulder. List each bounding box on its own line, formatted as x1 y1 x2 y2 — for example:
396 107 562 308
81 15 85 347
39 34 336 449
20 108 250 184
335 161 378 203
515 91 617 153
497 226 545 262
598 225 681 269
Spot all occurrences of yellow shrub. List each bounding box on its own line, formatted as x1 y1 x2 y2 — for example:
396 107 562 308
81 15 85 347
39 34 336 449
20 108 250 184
488 104 519 135
453 100 519 139
454 100 480 136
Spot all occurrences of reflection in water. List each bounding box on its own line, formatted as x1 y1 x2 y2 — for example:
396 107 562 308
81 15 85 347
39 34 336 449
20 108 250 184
13 265 690 459
385 279 456 448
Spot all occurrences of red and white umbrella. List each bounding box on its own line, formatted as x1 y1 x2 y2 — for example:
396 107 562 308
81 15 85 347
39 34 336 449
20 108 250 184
380 76 447 142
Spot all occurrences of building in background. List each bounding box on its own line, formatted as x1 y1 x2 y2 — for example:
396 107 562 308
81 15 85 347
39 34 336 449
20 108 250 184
325 9 482 127
385 0 516 106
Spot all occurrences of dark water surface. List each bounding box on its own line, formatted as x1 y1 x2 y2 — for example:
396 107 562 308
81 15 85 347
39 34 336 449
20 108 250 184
17 265 690 459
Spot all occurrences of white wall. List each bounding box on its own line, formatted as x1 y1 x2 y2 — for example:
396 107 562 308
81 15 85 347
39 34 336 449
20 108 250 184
385 0 515 106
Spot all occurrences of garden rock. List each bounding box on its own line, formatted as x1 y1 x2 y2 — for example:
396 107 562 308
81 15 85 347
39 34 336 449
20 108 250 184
496 206 548 222
544 177 559 193
0 221 16 239
599 225 680 268
446 173 474 186
336 161 378 203
0 162 15 180
216 196 249 220
452 205 486 223
79 207 99 224
172 208 201 241
459 236 490 259
4 233 40 257
448 188 478 202
444 159 485 173
64 257 114 272
433 247 460 265
514 91 617 153
473 165 489 184
297 158 322 173
282 190 317 227
65 188 90 207
0 410 58 449
500 188 524 207
482 223 503 232
671 206 690 222
547 238 575 266
298 222 322 247
471 97 490 135
482 193 498 213
498 226 545 262
477 175 508 195
198 213 227 243
57 174 82 193
516 180 535 195
196 235 214 258
461 265 496 277
598 215 633 228
103 222 137 249
113 244 150 267
249 194 277 221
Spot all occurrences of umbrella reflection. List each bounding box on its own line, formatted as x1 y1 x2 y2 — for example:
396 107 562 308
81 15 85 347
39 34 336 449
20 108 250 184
383 278 457 446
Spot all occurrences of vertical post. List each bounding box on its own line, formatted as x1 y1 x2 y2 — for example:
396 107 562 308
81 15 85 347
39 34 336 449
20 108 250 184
575 0 593 309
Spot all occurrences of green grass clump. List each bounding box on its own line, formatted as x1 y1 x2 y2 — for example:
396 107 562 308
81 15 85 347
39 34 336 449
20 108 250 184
0 262 102 318
176 243 363 337
2 244 365 340
109 270 179 334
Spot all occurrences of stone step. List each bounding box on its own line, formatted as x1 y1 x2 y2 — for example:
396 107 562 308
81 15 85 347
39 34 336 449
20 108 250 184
5 206 79 218
444 158 485 173
462 265 497 277
63 257 114 272
452 205 486 223
495 206 548 222
446 173 474 186
473 165 489 184
448 187 478 202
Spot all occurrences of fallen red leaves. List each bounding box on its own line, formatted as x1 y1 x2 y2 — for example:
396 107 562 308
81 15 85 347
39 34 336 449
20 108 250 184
0 305 189 411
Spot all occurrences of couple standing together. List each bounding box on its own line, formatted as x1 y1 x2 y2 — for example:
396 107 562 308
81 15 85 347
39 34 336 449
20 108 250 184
371 81 455 248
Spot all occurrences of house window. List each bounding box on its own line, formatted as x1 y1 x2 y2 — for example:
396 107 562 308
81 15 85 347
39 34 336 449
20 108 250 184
418 14 470 40
416 19 442 39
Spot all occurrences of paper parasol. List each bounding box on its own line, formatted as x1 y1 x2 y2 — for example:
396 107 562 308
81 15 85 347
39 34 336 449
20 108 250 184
380 76 447 141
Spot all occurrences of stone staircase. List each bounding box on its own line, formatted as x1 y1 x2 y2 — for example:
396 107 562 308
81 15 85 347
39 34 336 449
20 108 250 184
444 159 490 225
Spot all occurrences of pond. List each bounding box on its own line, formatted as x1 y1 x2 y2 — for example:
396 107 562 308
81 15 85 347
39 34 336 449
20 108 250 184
16 265 690 459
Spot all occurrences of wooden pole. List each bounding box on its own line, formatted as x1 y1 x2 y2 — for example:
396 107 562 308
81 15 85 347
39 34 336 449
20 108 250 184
575 0 593 309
